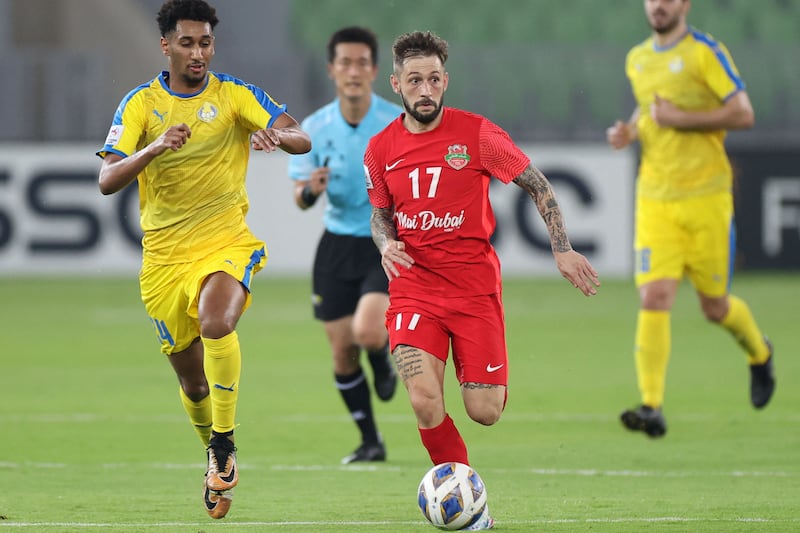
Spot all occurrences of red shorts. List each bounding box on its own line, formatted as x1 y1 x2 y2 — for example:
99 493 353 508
386 293 508 385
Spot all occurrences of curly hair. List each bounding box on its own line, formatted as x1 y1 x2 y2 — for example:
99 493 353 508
156 0 219 37
391 31 448 73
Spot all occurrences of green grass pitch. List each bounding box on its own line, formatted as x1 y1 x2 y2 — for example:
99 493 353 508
1 273 798 532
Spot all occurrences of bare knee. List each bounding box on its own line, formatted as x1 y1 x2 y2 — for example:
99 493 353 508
699 295 729 323
197 272 246 338
463 385 506 425
465 403 503 426
702 306 726 323
352 293 389 350
640 281 678 311
353 328 387 352
409 390 444 428
199 315 237 339
180 378 209 401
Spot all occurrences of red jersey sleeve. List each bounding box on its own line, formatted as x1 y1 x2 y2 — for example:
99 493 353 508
478 117 530 184
364 138 391 208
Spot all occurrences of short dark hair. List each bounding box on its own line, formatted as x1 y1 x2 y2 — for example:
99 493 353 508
157 0 219 37
392 31 448 73
327 26 379 65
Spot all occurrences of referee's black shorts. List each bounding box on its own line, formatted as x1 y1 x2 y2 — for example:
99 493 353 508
312 230 388 321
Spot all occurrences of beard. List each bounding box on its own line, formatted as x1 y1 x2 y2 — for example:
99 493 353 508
181 66 206 89
648 10 681 34
401 93 444 124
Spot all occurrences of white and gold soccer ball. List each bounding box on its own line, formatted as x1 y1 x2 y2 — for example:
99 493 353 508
417 462 488 530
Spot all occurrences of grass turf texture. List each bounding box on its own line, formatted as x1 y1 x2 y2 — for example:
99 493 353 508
1 274 798 532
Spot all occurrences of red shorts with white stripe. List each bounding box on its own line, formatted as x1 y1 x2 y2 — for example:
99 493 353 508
386 292 508 386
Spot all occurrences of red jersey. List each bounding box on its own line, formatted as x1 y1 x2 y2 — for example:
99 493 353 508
365 107 529 297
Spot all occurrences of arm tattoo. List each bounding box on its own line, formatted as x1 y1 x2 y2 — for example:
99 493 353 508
371 206 397 252
393 345 425 381
513 165 572 253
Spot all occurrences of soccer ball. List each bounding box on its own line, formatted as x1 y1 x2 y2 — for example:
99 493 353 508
417 462 488 530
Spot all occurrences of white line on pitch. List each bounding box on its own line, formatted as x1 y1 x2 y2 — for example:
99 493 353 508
2 517 800 528
0 461 793 478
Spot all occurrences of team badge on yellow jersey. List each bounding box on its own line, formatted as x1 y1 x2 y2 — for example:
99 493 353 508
198 102 218 123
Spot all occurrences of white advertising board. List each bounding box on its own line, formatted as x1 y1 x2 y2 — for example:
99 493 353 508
0 144 634 277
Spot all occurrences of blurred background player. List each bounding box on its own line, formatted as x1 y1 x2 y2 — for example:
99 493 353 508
287 27 402 464
366 31 600 531
96 0 310 518
607 0 774 438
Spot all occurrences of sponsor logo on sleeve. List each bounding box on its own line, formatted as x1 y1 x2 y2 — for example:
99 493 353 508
104 125 124 146
364 164 374 189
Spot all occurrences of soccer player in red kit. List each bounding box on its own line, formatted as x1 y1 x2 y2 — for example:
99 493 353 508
364 30 600 530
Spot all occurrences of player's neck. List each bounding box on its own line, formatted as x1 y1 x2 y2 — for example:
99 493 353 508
652 21 688 49
339 94 371 126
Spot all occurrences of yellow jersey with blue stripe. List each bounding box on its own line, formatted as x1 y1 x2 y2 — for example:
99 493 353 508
626 28 745 200
97 70 286 264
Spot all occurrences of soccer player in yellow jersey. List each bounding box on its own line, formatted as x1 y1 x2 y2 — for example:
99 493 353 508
607 0 774 438
96 0 310 518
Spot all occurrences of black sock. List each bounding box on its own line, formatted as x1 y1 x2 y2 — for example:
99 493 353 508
335 369 379 444
367 343 393 378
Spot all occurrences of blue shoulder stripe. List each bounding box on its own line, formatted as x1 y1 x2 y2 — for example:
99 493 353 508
212 72 287 127
690 28 745 91
111 80 152 126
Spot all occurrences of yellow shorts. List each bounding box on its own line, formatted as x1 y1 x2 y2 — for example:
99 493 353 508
634 191 734 297
140 235 267 354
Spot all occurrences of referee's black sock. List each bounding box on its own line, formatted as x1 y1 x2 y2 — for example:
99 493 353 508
367 343 393 378
335 369 380 444
368 343 397 402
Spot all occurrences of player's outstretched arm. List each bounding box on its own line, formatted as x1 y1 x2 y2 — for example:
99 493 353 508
513 165 600 296
371 206 414 280
251 113 311 155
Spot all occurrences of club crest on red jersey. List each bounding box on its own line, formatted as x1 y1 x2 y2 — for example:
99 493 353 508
444 144 470 170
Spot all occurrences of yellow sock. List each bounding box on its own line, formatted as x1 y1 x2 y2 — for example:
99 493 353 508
720 295 770 365
179 387 212 447
202 331 241 434
635 309 670 408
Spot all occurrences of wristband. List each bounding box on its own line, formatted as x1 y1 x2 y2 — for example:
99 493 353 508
301 184 318 207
